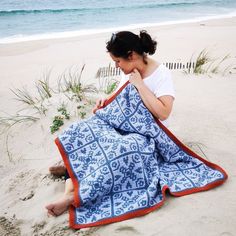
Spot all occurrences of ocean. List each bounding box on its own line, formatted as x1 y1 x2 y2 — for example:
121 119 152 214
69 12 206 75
0 0 236 43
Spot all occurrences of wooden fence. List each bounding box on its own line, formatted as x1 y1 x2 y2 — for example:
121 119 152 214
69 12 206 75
96 62 195 78
164 62 195 70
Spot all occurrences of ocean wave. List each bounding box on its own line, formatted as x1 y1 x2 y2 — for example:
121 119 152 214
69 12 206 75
0 1 216 15
1 11 236 44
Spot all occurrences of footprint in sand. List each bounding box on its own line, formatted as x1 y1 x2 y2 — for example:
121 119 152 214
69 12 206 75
20 190 35 201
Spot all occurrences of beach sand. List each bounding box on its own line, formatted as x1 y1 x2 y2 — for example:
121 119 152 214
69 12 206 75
0 17 236 236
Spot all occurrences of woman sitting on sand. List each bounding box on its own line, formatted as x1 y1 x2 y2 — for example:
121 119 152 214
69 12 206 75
45 31 226 229
46 30 175 217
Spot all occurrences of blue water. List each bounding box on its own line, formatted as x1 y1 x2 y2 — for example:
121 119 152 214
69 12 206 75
0 0 236 43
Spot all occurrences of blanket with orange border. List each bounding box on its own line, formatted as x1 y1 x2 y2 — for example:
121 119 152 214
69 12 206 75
55 83 227 229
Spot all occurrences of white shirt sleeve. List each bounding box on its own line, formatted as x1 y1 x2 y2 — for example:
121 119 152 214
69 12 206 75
153 69 175 99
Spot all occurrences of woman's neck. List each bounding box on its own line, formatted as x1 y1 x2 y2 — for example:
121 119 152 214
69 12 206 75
137 57 159 79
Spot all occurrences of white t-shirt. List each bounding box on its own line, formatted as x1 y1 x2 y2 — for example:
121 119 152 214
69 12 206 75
116 64 175 127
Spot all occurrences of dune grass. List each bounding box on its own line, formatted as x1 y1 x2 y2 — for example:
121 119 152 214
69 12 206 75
10 70 55 115
9 65 97 128
104 80 119 94
35 69 53 100
186 49 234 75
97 64 119 94
10 65 98 117
10 86 48 115
193 49 211 74
98 76 118 95
0 115 39 133
1 65 99 162
57 64 97 101
0 115 39 162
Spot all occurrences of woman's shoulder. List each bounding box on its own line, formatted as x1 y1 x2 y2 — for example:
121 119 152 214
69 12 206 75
156 63 171 74
147 63 171 81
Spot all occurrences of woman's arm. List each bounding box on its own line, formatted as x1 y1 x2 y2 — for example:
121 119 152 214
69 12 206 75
135 84 174 120
129 69 174 121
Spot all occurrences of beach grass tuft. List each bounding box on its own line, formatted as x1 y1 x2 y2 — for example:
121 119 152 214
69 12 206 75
98 77 118 94
10 86 47 115
0 114 39 162
10 87 38 106
35 69 53 100
185 49 234 75
0 115 39 134
57 64 97 101
96 63 119 94
104 80 118 94
1 65 98 161
193 49 211 74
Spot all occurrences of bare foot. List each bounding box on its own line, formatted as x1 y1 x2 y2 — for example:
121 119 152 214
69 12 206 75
49 165 66 177
45 193 74 217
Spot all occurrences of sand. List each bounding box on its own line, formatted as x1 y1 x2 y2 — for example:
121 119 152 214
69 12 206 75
0 16 236 236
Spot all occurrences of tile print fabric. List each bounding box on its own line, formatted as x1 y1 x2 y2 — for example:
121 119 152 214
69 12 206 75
57 83 226 228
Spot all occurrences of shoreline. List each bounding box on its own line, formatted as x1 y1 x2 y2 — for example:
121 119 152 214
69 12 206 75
0 15 236 93
1 12 236 44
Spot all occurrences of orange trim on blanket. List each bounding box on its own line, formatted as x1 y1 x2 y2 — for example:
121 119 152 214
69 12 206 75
55 138 80 208
55 82 228 229
68 175 226 229
102 81 228 180
154 118 228 180
69 185 168 229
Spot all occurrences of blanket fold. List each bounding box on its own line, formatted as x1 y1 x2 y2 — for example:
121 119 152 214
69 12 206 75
55 83 227 229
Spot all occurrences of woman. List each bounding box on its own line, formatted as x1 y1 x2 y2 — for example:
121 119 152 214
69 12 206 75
93 30 175 126
45 31 226 228
46 30 175 216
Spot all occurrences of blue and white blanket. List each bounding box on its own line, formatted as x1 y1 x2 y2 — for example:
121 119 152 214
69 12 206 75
55 83 227 229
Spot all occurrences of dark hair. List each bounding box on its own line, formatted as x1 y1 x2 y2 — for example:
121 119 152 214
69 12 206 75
106 30 157 60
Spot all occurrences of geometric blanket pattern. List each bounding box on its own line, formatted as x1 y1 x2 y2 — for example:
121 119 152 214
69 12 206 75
55 83 227 229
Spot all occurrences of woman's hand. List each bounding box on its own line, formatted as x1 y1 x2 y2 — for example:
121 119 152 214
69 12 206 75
92 98 107 114
129 69 144 89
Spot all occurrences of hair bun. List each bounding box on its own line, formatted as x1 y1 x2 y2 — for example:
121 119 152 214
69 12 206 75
139 30 157 55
